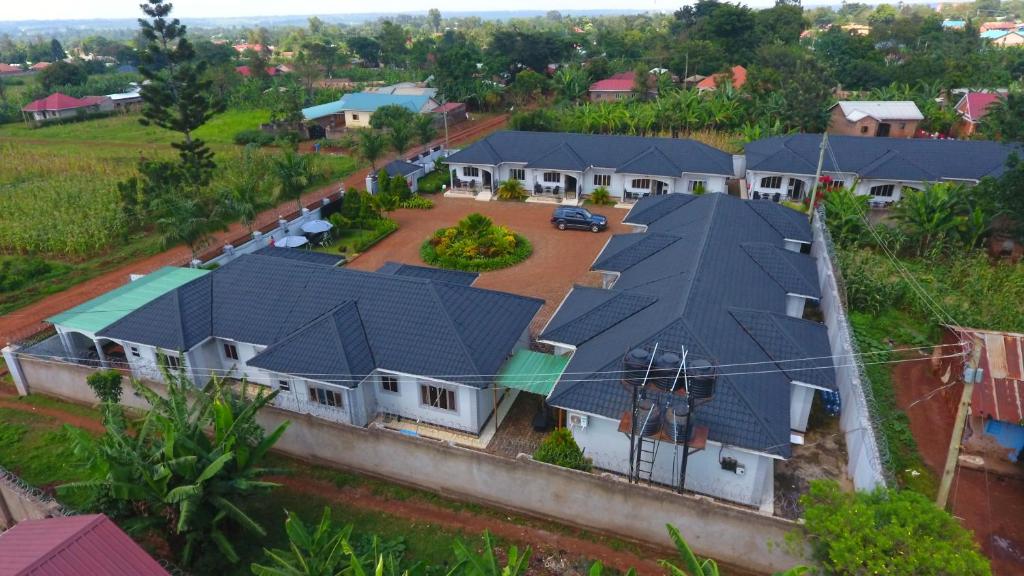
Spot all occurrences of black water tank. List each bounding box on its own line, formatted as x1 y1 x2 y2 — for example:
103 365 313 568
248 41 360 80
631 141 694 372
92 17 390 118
636 398 662 436
665 403 690 443
652 351 683 391
687 358 717 400
623 348 652 387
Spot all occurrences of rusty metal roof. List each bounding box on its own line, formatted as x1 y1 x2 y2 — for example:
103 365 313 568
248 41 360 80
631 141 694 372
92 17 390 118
951 327 1024 423
0 514 169 576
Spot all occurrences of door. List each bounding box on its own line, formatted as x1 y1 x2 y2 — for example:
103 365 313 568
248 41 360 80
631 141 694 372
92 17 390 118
787 178 805 200
482 170 492 190
876 123 891 137
652 180 667 195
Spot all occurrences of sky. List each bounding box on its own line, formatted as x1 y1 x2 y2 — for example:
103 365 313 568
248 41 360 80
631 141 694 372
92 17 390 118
0 0 782 23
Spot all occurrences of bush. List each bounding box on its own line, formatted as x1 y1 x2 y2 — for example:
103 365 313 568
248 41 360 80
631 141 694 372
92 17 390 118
533 428 592 472
588 186 615 206
802 480 990 576
399 196 434 209
233 129 275 146
0 257 68 293
353 218 398 252
836 248 911 315
86 370 123 404
417 168 449 194
495 179 528 201
328 213 352 230
421 213 532 272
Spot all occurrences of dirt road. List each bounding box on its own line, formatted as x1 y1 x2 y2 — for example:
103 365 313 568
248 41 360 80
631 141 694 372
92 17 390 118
0 115 507 345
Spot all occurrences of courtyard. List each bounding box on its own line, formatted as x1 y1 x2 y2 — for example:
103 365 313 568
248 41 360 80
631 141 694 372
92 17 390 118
346 195 633 333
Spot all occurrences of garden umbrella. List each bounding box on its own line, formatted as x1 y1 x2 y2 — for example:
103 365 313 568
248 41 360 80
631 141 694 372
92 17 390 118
301 219 333 234
275 236 309 248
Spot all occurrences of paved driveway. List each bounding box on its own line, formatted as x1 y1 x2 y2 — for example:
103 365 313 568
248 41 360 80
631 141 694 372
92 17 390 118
346 196 633 333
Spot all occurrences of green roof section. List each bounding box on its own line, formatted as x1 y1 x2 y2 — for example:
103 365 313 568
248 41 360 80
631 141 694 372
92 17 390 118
48 267 209 334
495 350 570 396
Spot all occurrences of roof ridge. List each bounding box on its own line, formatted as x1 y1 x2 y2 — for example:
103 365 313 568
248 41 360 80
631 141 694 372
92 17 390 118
22 515 106 574
426 282 484 376
675 195 721 316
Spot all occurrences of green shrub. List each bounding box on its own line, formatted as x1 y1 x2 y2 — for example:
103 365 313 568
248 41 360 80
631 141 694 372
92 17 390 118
421 213 532 272
496 179 528 201
416 169 449 194
836 249 911 315
352 218 398 252
533 428 592 472
86 370 123 404
801 480 990 576
588 186 615 206
328 213 352 230
233 129 275 146
399 196 434 209
0 257 69 293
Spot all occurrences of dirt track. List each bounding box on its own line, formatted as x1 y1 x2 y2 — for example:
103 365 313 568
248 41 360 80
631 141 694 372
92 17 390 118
0 114 507 345
894 358 1024 575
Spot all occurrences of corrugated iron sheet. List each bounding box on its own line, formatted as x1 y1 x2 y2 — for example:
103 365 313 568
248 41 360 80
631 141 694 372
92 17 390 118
951 327 1024 423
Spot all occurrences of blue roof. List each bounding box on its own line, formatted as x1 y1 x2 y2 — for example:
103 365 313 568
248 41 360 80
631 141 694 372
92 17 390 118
303 92 432 120
541 194 836 457
981 29 1010 39
942 19 966 27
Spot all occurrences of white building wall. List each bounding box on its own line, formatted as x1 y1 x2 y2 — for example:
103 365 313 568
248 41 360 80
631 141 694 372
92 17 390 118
372 372 481 433
790 384 815 432
567 412 775 510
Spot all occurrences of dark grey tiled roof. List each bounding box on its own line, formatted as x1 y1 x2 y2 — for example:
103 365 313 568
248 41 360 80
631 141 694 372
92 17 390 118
384 159 422 177
100 255 541 387
745 134 1019 182
252 246 345 267
541 288 658 347
741 243 820 298
746 201 813 243
592 233 683 273
622 193 699 227
544 194 831 457
375 262 478 286
728 308 835 390
446 131 735 177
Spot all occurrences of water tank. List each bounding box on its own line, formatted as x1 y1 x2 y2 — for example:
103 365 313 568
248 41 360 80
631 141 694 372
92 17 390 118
652 351 683 391
687 358 717 401
665 403 690 443
622 348 653 388
636 399 662 436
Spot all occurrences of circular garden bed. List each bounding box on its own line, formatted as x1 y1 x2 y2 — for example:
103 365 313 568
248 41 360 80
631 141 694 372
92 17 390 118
421 213 532 272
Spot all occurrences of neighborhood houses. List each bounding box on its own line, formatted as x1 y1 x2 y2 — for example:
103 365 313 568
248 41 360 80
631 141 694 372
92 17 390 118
827 101 923 138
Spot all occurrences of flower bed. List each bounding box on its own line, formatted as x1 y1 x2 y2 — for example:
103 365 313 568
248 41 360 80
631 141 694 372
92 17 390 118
420 213 532 272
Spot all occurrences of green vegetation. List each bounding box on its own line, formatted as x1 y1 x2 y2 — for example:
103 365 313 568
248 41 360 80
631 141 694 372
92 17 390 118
802 480 990 576
85 370 123 404
417 167 450 194
532 428 592 472
0 409 98 506
588 187 615 206
495 179 528 201
422 214 532 272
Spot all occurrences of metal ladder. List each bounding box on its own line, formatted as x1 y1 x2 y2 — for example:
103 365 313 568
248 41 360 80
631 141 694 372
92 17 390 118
636 436 659 483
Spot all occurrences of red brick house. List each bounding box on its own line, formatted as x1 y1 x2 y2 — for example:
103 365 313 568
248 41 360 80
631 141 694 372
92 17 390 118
953 92 1001 137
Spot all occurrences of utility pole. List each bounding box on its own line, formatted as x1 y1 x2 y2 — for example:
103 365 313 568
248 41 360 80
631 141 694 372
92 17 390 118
807 132 828 222
936 336 982 509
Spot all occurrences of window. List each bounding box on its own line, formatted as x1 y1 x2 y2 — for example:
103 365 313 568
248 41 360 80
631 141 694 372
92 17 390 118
463 166 479 177
310 386 344 408
381 375 399 393
870 184 895 198
687 179 707 193
899 122 906 129
543 172 560 183
760 176 782 189
509 168 525 181
278 379 291 392
593 174 611 187
860 126 869 134
130 346 140 358
420 384 457 411
352 113 360 121
631 178 651 189
223 343 238 360
162 354 181 371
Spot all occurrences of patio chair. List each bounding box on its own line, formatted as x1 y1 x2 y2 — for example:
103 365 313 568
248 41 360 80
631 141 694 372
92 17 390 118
752 191 761 200
772 193 781 203
553 185 560 196
534 183 543 195
453 177 462 188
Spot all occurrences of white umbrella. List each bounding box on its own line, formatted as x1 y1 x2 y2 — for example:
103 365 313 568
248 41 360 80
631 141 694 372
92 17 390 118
275 236 309 248
301 219 333 234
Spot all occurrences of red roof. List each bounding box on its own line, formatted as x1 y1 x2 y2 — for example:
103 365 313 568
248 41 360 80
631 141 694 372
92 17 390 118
21 93 100 113
696 65 747 91
434 102 464 113
956 92 1001 123
236 65 280 77
589 71 636 92
29 61 50 70
946 327 1024 423
0 514 170 576
0 63 21 74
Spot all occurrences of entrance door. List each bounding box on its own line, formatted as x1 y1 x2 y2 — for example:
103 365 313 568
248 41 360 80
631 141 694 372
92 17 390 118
564 175 578 198
652 180 667 195
876 123 891 137
787 178 805 200
482 170 492 190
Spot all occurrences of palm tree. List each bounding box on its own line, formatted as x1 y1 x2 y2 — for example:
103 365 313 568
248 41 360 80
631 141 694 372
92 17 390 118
413 113 437 153
153 193 226 262
271 148 312 213
458 213 494 239
357 129 387 171
496 179 527 201
389 122 412 156
221 146 272 231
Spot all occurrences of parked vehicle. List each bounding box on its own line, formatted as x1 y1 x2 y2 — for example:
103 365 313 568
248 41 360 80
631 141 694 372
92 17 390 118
551 207 608 232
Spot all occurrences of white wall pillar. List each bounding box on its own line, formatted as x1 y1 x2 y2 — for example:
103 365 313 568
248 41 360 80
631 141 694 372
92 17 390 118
2 345 28 396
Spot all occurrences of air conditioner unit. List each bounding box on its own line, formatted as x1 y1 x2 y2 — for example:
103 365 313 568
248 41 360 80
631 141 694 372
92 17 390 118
568 413 588 429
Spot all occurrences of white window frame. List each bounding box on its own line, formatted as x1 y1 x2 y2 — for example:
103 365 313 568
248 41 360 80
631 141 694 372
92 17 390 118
593 174 611 187
162 354 181 371
463 166 480 177
130 346 140 358
223 342 239 360
309 385 344 408
760 176 783 189
630 178 651 190
420 383 457 412
870 184 896 198
687 179 708 192
509 168 525 181
278 379 291 392
381 375 399 394
543 172 561 183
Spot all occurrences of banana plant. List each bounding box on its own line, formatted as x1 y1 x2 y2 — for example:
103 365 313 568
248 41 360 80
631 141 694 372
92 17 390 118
452 531 531 576
659 524 810 576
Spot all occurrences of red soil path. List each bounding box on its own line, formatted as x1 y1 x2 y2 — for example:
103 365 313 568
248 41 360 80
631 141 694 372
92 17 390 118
0 115 507 345
894 357 1024 576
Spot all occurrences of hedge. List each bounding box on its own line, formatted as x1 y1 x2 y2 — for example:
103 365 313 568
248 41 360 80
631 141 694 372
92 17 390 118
420 234 532 272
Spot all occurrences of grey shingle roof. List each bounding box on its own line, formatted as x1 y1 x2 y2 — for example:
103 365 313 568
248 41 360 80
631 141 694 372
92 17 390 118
100 255 541 387
446 131 735 177
592 233 683 273
544 194 831 457
384 159 422 178
622 193 699 227
252 246 345 267
741 243 820 298
375 262 478 286
746 200 813 243
728 308 835 390
745 134 1019 182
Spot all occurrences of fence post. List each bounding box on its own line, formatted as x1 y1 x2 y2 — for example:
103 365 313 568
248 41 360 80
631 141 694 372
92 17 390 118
2 346 28 396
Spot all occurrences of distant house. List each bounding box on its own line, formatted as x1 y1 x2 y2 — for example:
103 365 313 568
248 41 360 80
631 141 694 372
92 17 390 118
432 101 468 127
954 92 1001 137
367 82 438 99
0 63 22 75
233 43 269 54
941 19 966 30
588 71 638 102
936 326 1024 464
0 514 170 575
21 93 113 125
979 21 1020 33
236 65 283 77
301 92 438 136
982 29 1024 47
745 134 1018 204
840 23 871 36
827 101 923 138
696 65 747 92
29 61 50 71
444 131 738 203
48 254 542 436
540 193 834 511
